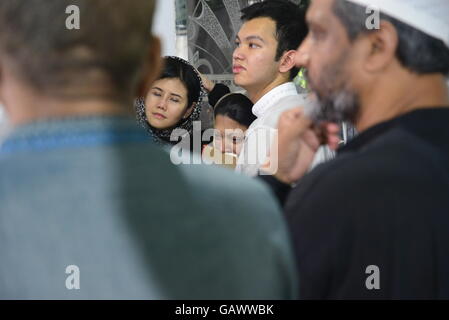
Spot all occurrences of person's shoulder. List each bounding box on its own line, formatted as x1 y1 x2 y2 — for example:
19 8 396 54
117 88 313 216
175 162 297 299
352 124 448 180
277 93 308 105
372 123 446 159
294 142 420 197
288 152 376 202
287 132 448 217
179 162 277 201
263 93 308 128
285 154 381 227
177 163 282 218
311 121 447 180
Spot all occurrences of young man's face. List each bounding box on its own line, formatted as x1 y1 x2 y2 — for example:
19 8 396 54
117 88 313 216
232 17 281 93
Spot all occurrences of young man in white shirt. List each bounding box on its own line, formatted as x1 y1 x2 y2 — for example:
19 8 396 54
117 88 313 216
231 0 332 177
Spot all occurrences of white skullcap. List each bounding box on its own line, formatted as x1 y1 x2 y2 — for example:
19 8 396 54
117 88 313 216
344 0 449 48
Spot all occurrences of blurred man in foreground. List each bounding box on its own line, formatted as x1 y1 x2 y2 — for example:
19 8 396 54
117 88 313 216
0 0 296 299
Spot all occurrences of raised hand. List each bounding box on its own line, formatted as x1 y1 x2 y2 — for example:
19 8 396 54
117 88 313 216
261 108 340 184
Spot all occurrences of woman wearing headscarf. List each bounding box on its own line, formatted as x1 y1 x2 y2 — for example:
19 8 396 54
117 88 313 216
135 56 207 153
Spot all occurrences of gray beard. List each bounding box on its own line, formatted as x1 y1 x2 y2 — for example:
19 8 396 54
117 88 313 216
308 89 360 124
304 52 361 124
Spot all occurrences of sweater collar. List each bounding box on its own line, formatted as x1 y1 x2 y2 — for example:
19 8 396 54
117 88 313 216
0 115 149 155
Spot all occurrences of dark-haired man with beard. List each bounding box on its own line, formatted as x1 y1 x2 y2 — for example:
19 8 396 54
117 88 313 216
271 0 449 299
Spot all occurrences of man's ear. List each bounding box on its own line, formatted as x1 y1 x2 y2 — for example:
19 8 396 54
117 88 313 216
363 20 399 73
183 103 196 119
137 35 162 98
279 50 297 74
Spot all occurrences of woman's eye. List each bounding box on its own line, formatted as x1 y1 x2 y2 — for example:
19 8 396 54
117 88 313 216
234 41 241 47
249 43 260 49
170 98 180 103
152 92 161 97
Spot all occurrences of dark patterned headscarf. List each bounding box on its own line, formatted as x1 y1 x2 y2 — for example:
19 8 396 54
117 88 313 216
135 56 205 145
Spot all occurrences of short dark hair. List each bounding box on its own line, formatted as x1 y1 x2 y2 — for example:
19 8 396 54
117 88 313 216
0 0 156 101
159 57 202 108
333 1 449 76
214 93 256 128
241 0 308 80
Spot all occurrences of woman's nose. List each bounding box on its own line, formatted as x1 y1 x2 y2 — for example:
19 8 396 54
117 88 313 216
216 139 225 153
222 139 236 154
157 98 167 111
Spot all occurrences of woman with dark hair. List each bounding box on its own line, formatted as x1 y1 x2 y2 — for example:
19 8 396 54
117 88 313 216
202 92 255 169
135 56 205 151
212 93 255 156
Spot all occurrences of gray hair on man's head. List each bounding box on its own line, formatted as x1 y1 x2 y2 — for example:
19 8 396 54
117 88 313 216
0 0 157 101
333 0 449 76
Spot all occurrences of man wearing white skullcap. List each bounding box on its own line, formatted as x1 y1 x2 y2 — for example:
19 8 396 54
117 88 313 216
267 0 449 299
346 0 449 48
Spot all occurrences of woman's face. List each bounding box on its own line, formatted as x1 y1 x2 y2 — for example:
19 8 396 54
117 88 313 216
145 78 193 129
214 115 248 156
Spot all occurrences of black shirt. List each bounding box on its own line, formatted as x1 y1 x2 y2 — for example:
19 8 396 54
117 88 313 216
208 83 231 108
282 108 449 299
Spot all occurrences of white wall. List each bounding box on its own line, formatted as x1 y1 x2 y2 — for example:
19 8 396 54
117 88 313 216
0 105 4 120
0 104 10 141
153 0 177 57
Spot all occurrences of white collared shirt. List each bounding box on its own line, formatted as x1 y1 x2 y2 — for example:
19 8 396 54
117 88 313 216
252 82 299 118
236 82 306 177
236 82 334 177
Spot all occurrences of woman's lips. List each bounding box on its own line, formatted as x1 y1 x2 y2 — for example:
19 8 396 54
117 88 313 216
152 112 167 120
